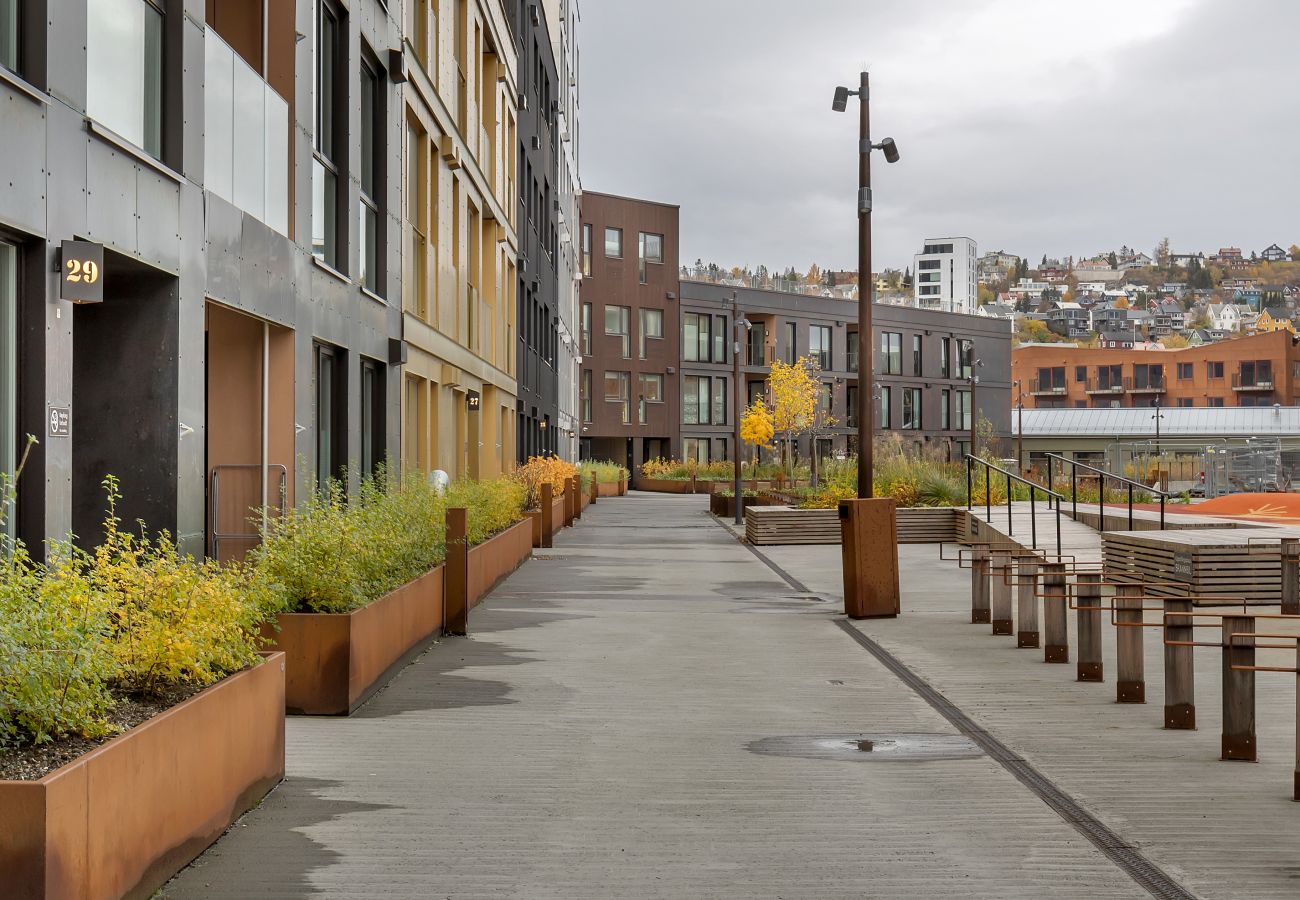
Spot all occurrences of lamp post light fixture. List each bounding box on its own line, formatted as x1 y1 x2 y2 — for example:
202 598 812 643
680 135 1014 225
832 71 899 498
731 291 752 525
969 358 984 460
1014 379 1024 473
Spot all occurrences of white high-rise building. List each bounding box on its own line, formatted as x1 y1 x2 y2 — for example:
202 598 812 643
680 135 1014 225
543 0 582 460
913 237 978 314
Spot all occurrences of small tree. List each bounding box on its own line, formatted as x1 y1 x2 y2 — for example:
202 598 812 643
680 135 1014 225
768 358 819 481
740 398 775 467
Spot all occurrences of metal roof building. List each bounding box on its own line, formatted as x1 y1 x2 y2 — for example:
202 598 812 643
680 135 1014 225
1019 406 1300 439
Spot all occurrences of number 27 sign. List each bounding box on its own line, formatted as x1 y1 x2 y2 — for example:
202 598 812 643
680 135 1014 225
60 240 104 303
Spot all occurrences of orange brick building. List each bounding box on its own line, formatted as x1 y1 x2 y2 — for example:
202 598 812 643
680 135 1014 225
1012 331 1300 409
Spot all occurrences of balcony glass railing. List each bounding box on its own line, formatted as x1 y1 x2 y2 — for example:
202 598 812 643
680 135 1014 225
204 30 289 235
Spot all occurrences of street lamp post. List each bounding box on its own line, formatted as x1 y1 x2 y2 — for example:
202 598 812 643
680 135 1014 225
833 73 898 498
732 293 751 525
969 358 984 459
1015 380 1024 473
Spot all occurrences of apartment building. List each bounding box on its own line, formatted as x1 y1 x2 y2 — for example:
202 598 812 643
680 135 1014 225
1013 331 1300 410
0 0 404 559
576 192 680 471
680 281 1013 464
913 237 978 314
400 0 519 482
511 0 559 461
542 0 582 461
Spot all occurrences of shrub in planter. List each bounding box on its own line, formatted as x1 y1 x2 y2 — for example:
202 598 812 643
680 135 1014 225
512 455 578 511
579 459 629 485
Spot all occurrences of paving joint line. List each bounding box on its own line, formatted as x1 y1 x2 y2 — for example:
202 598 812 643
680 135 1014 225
721 515 1198 900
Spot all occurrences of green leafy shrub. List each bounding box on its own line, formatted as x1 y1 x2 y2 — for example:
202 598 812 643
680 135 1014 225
578 459 628 484
252 471 525 614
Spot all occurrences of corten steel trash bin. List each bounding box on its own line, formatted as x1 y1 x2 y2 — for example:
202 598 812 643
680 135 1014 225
839 498 901 619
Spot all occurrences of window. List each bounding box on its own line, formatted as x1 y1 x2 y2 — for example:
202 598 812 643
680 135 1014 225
684 312 713 363
604 305 630 358
1075 366 1087 383
713 315 726 364
403 375 427 471
359 56 384 294
881 332 901 375
581 302 591 355
313 0 345 269
918 259 941 269
818 382 832 414
360 359 386 476
1239 360 1272 387
940 339 950 378
0 241 13 543
604 227 622 258
1177 398 1193 408
314 344 346 488
604 371 630 424
846 385 858 428
940 388 951 430
638 373 664 425
404 123 429 317
683 438 708 464
1037 366 1065 391
0 0 17 73
683 375 725 425
1177 362 1193 380
581 224 592 276
784 322 796 364
1133 364 1163 390
639 308 663 358
87 0 163 156
581 369 592 423
902 388 921 429
956 390 972 430
1096 364 1122 390
957 340 974 380
810 325 832 370
1207 360 1224 379
1208 396 1224 407
638 232 663 283
846 331 858 372
405 0 430 68
879 386 891 429
912 335 923 376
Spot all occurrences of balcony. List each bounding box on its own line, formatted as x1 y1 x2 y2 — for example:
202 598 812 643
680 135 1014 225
1030 379 1068 397
1128 377 1166 394
203 30 289 235
1232 374 1275 391
745 344 776 366
1085 376 1126 395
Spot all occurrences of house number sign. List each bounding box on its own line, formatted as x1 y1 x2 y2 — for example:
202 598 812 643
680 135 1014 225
60 240 104 303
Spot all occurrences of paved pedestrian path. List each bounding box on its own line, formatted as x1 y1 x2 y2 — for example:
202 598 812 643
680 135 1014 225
163 493 1150 899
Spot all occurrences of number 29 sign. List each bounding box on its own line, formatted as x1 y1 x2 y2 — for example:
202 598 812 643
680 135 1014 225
60 240 104 303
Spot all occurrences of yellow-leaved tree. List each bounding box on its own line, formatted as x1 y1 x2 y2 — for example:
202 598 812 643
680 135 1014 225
739 397 775 465
768 357 819 480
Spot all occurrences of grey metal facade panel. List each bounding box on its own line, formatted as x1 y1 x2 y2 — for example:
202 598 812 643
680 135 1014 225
85 140 144 255
0 89 49 237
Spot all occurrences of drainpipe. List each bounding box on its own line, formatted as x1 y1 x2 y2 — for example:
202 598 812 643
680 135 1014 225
262 321 270 533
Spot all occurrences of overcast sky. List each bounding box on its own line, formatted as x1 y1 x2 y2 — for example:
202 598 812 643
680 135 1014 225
578 0 1300 274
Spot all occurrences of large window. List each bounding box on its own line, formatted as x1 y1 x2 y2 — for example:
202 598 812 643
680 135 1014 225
639 308 663 359
683 438 709 464
846 331 858 372
940 388 951 430
784 322 796 364
604 371 630 424
314 344 347 488
581 224 592 276
912 334 923 376
638 373 663 424
581 302 591 355
359 55 384 294
957 340 974 380
684 312 713 362
581 369 592 423
956 389 972 430
87 0 163 156
902 387 921 430
404 122 429 318
604 227 622 258
604 305 630 358
1 0 17 73
809 325 831 370
638 232 663 283
940 338 950 378
360 359 385 475
881 332 901 375
879 386 891 429
683 375 725 425
0 241 14 543
313 0 345 269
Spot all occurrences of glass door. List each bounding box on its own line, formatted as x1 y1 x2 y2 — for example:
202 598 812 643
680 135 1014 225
0 241 15 543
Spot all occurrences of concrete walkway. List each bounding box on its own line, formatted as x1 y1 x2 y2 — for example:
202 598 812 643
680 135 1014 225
161 493 1155 899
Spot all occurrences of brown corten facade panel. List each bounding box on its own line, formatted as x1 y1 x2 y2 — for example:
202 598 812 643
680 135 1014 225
1013 331 1300 410
578 192 681 475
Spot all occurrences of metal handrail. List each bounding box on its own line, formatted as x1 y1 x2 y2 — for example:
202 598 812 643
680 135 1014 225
965 454 1063 558
1044 452 1168 532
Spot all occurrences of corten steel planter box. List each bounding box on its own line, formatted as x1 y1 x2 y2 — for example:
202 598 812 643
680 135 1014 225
267 567 445 715
467 519 533 608
0 652 286 900
635 477 698 494
526 509 543 547
709 493 783 518
549 495 565 538
596 481 621 497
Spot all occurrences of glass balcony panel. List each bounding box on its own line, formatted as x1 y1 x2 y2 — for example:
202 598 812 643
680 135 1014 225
232 59 266 220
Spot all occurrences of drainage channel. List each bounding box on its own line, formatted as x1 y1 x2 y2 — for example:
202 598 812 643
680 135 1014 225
723 520 1198 900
